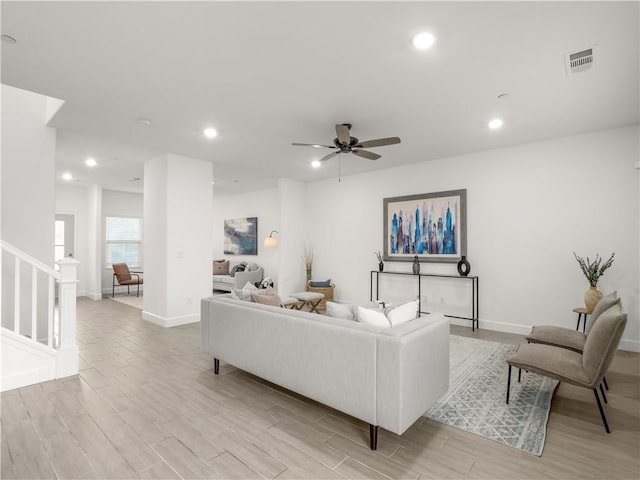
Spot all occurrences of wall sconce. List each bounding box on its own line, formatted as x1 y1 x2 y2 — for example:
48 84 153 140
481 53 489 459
264 230 278 248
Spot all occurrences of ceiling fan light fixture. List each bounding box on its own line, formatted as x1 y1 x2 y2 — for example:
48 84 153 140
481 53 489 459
311 160 321 169
412 32 435 50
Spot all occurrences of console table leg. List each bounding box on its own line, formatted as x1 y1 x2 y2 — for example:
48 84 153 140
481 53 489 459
369 424 378 450
214 358 219 374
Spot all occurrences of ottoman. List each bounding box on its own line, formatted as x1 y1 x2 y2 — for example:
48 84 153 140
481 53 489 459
289 291 324 313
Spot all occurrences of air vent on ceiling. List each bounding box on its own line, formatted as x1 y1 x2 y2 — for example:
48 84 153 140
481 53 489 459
565 47 596 75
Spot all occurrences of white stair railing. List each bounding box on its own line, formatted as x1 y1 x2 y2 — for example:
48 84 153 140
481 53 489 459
1 240 79 387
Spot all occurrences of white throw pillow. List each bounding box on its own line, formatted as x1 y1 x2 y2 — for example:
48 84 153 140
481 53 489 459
357 306 391 328
326 302 356 321
386 300 419 326
233 282 259 301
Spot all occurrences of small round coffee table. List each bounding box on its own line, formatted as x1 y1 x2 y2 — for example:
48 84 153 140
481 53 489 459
572 307 591 333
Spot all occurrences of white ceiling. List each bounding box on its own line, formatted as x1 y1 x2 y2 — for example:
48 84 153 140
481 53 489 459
2 1 638 195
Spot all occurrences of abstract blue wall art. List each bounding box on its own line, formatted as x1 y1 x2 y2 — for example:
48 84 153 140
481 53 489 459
224 217 258 255
383 190 467 263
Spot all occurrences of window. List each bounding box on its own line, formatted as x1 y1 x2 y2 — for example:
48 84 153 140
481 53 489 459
105 217 142 269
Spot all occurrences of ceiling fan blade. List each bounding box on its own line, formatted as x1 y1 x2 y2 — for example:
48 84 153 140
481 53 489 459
352 149 381 160
292 143 336 149
356 137 401 148
320 151 340 162
335 124 351 145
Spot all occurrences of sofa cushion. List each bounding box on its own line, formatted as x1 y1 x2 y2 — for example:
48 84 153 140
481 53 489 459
310 279 331 287
386 300 419 326
232 281 259 301
230 262 247 277
212 275 235 286
357 306 391 328
213 259 230 275
326 301 357 321
252 292 283 307
246 262 259 271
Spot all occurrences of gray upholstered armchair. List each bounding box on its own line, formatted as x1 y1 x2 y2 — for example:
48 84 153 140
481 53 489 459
506 302 627 433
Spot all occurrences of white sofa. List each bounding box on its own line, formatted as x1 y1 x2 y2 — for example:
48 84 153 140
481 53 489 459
212 266 264 292
200 295 450 449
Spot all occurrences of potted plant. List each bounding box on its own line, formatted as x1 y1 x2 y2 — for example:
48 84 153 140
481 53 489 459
573 252 615 311
374 251 384 272
304 246 314 283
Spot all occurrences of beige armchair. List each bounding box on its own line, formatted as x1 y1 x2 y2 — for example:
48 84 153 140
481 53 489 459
525 292 620 390
506 303 627 433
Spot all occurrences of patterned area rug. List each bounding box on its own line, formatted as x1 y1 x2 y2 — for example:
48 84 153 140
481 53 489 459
111 295 143 310
424 335 558 456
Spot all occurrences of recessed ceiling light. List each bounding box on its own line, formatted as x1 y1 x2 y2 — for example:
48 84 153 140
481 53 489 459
311 160 321 169
62 172 73 181
85 157 97 167
488 118 504 130
137 118 152 126
211 180 216 184
412 32 435 50
204 127 218 138
1 35 17 44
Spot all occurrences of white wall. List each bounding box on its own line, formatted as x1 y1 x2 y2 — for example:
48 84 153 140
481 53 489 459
302 125 639 351
200 126 640 349
1 85 56 263
1 85 58 335
212 188 280 287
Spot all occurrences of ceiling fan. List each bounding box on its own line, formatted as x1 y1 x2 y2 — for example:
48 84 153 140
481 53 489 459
292 123 401 162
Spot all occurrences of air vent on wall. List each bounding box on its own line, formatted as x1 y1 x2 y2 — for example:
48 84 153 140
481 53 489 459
565 47 596 75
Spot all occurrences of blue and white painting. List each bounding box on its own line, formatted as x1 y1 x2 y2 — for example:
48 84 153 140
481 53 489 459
224 217 258 255
384 190 466 262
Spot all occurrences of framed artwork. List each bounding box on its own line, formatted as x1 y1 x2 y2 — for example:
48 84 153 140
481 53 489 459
224 217 258 255
383 189 466 263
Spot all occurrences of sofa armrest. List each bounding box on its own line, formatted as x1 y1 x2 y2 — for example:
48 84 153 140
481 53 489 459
375 313 450 435
234 267 264 289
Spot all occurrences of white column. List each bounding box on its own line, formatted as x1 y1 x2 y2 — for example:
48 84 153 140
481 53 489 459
143 154 213 327
56 257 79 378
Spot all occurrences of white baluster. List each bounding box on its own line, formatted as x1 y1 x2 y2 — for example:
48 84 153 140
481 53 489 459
55 258 79 378
31 265 38 342
14 256 20 334
48 275 54 348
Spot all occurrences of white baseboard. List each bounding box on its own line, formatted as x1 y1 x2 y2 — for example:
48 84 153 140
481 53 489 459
619 338 640 353
450 318 640 353
142 311 200 328
79 291 103 301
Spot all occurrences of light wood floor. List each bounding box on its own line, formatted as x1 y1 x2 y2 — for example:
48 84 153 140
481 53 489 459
2 297 639 479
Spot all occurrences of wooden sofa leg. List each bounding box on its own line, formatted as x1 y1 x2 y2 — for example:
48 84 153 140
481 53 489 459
369 424 378 450
214 358 219 375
